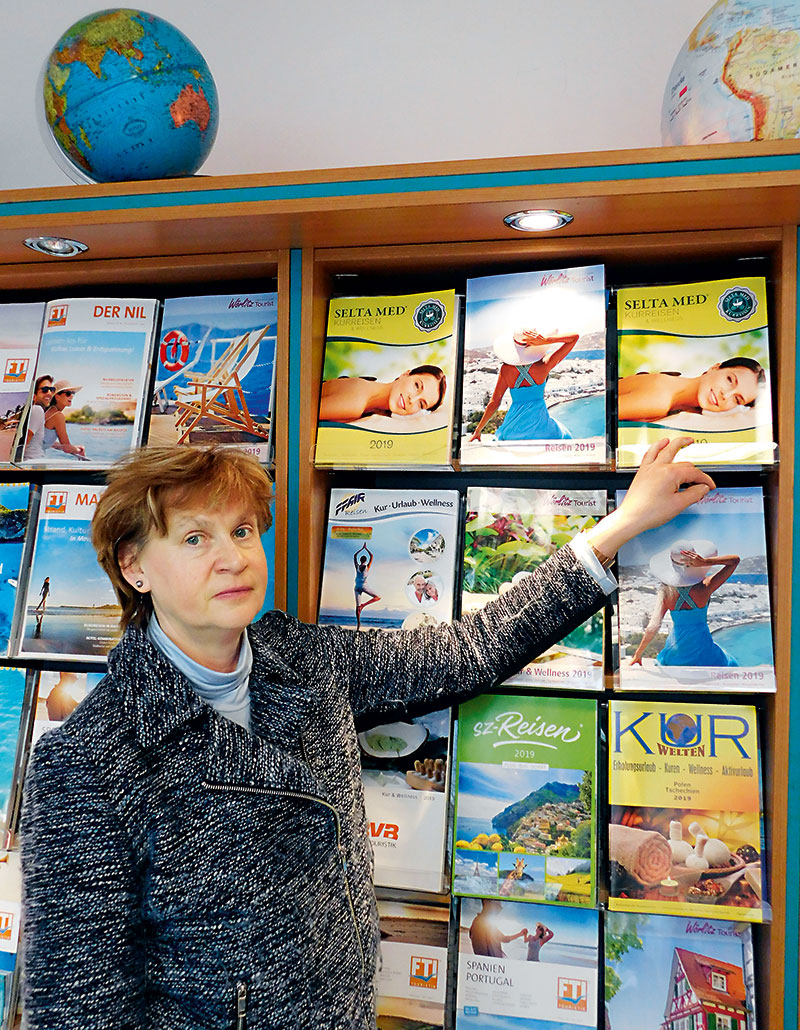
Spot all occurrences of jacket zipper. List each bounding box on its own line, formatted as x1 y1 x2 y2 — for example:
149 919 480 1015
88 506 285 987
202 780 366 976
236 981 247 1030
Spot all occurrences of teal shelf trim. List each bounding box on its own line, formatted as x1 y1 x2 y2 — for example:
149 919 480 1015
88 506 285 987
784 234 800 1029
285 249 303 617
4 152 800 219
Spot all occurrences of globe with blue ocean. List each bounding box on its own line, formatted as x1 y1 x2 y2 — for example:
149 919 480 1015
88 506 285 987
42 9 218 183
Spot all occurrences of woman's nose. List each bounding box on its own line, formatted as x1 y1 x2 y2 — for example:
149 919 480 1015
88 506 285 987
214 536 247 570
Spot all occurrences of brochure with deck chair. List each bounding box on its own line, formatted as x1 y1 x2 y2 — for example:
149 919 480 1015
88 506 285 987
148 292 277 462
0 303 44 464
314 290 459 468
462 487 606 691
608 699 769 923
319 487 459 890
19 298 158 469
456 896 600 1030
460 264 607 468
376 900 450 1029
617 276 775 468
17 484 122 662
453 694 597 908
615 486 775 693
604 912 756 1030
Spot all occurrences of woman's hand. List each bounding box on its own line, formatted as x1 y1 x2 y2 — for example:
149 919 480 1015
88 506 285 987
583 437 715 560
513 329 547 346
469 428 482 442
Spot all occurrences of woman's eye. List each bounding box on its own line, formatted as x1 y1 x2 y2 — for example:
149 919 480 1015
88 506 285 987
185 534 201 546
233 526 252 539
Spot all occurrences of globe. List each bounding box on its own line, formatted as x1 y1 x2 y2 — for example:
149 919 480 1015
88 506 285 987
663 714 699 748
663 0 800 145
42 9 219 184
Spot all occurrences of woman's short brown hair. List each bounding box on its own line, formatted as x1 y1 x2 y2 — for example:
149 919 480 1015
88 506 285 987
92 446 273 631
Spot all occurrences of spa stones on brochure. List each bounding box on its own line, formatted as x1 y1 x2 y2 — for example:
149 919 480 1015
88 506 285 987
315 291 458 468
453 695 597 908
149 293 278 461
615 486 775 692
460 265 607 467
319 487 458 891
617 277 775 468
604 912 756 1030
463 487 606 690
376 900 450 1029
20 298 158 468
456 898 599 1030
608 699 768 923
0 303 44 464
18 485 122 662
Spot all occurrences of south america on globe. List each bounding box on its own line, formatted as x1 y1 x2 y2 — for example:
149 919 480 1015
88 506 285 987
43 9 219 183
663 0 800 145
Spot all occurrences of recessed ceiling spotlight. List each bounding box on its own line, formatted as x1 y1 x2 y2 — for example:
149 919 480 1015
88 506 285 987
503 209 573 232
23 236 89 257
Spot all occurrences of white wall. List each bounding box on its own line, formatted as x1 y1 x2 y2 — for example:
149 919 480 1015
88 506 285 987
1 0 711 191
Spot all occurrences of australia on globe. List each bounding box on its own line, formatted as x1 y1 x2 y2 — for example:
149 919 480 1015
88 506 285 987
663 0 800 145
43 8 219 183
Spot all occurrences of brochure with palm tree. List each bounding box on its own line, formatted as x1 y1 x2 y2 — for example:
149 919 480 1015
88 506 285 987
453 694 597 908
463 487 605 691
148 292 277 462
604 912 756 1030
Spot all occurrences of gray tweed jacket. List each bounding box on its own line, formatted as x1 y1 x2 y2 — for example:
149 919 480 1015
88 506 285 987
20 545 604 1030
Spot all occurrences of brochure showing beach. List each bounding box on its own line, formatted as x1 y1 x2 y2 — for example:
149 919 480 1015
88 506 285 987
148 293 277 462
608 699 768 923
615 487 775 693
463 488 605 690
460 265 607 468
315 291 458 468
0 303 43 463
29 669 103 750
456 897 599 1030
18 485 122 661
617 277 775 467
376 900 449 1029
604 912 756 1030
0 483 30 657
319 488 458 890
20 298 157 468
453 695 597 908
0 668 28 828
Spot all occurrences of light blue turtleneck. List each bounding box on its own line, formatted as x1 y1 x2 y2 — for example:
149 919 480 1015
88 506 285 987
147 615 252 731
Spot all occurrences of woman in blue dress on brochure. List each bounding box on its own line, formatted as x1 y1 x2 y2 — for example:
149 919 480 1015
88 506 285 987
468 329 578 444
629 538 739 668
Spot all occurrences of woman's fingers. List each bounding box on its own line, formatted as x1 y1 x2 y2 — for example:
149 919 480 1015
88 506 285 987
638 437 673 467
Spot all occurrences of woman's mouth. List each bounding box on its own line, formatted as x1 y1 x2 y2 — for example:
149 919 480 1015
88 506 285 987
708 389 718 408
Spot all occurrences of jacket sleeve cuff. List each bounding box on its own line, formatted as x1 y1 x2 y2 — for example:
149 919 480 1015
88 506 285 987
568 533 618 595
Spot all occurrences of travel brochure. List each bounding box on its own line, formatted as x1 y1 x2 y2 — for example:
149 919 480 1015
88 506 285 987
18 485 122 662
453 695 597 908
0 669 28 831
376 900 449 1029
20 298 158 469
456 897 599 1030
29 669 103 750
149 292 277 462
604 912 756 1030
615 487 775 692
608 699 768 923
462 488 605 690
0 484 30 657
315 291 458 468
617 276 775 468
0 851 21 978
0 303 43 463
460 265 607 468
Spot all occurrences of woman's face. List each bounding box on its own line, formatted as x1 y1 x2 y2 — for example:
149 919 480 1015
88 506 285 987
387 371 441 416
125 501 267 650
697 364 760 411
54 390 75 410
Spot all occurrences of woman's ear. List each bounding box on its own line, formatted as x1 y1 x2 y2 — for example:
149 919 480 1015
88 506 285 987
118 542 150 593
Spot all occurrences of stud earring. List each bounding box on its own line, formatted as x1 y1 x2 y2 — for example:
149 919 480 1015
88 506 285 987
135 580 143 589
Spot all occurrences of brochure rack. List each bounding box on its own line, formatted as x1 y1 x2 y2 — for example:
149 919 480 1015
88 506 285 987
0 142 799 1028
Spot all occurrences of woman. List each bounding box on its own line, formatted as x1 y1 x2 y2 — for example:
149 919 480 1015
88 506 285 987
469 330 578 443
525 922 554 961
629 539 740 668
353 545 380 628
20 439 712 1029
44 379 87 459
319 364 446 422
618 357 765 422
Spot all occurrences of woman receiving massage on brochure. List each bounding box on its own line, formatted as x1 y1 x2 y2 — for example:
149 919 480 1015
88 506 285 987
20 437 712 1030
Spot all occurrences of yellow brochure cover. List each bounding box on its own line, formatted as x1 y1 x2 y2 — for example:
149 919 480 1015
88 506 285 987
315 291 457 468
608 699 768 923
617 277 775 467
